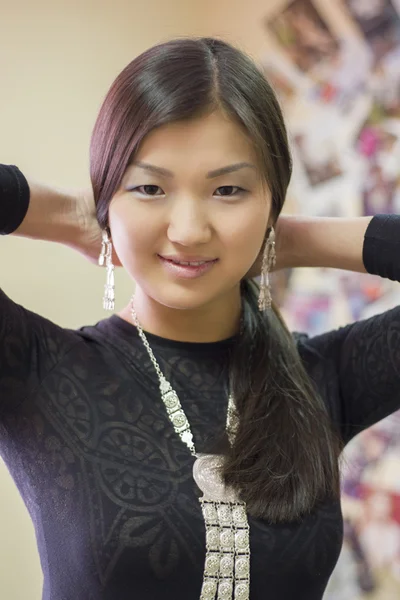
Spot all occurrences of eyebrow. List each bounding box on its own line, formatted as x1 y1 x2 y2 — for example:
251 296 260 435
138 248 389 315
131 160 257 179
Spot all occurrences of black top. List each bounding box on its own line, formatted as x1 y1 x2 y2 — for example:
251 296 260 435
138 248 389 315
1 165 400 600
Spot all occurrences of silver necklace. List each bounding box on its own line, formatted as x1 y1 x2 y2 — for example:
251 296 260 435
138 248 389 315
130 298 250 600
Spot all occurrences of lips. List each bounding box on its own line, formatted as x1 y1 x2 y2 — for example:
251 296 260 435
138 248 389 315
159 255 217 265
163 258 210 266
158 255 218 279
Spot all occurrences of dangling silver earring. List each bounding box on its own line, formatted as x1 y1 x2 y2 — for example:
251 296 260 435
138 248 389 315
98 229 115 311
258 226 276 312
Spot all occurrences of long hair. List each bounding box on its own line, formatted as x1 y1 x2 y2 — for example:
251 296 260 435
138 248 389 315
90 37 343 523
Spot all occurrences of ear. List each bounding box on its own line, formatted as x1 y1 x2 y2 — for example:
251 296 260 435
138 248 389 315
106 226 123 267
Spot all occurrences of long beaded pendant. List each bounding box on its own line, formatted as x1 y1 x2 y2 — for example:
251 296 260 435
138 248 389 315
199 499 249 600
192 454 250 598
163 384 250 600
131 302 251 599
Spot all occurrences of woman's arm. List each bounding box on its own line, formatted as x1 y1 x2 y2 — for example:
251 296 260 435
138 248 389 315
1 164 84 249
284 213 400 443
277 214 400 282
0 165 85 412
246 215 374 278
1 165 106 264
277 215 373 272
11 179 81 246
297 304 400 446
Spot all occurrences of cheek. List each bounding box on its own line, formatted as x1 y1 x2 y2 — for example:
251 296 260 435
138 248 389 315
226 212 268 261
108 205 153 266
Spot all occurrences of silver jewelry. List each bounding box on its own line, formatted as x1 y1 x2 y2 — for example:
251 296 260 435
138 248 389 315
98 229 115 311
130 297 250 600
258 226 276 312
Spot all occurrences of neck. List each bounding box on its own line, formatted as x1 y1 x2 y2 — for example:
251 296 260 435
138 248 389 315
119 287 242 343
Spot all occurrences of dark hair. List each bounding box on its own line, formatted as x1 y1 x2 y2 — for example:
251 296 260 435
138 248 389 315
90 37 343 523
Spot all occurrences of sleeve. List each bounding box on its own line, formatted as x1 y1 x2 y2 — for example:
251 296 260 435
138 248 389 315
362 213 400 281
296 307 400 445
296 213 400 445
0 164 41 413
0 164 30 235
0 164 83 420
0 288 79 417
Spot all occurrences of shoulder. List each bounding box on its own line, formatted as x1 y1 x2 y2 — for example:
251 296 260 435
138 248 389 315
0 287 91 371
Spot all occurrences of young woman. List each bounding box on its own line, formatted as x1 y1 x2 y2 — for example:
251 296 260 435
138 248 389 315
1 37 400 600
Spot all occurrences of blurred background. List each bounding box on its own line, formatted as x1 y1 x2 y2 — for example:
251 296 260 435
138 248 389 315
1 0 400 598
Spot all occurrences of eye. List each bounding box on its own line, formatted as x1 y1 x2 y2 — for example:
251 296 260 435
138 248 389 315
127 185 247 198
130 185 163 196
214 186 246 197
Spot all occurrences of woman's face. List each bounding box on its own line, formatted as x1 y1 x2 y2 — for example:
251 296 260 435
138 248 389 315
109 110 271 312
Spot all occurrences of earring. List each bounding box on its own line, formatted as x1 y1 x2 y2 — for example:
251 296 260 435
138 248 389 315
98 229 115 311
258 226 276 312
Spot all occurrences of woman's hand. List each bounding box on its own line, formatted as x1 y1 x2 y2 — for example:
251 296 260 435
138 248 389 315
11 179 122 266
73 187 122 266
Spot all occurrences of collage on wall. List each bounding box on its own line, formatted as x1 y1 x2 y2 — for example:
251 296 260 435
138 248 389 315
263 1 400 598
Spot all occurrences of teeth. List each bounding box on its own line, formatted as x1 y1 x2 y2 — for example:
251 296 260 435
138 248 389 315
172 260 207 266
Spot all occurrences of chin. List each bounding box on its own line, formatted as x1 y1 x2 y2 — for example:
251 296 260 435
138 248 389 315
133 265 243 311
143 281 236 313
153 290 218 311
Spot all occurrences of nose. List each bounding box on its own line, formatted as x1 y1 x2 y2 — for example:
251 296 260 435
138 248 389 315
167 197 212 246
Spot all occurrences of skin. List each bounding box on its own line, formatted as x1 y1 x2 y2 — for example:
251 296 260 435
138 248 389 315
109 110 272 343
